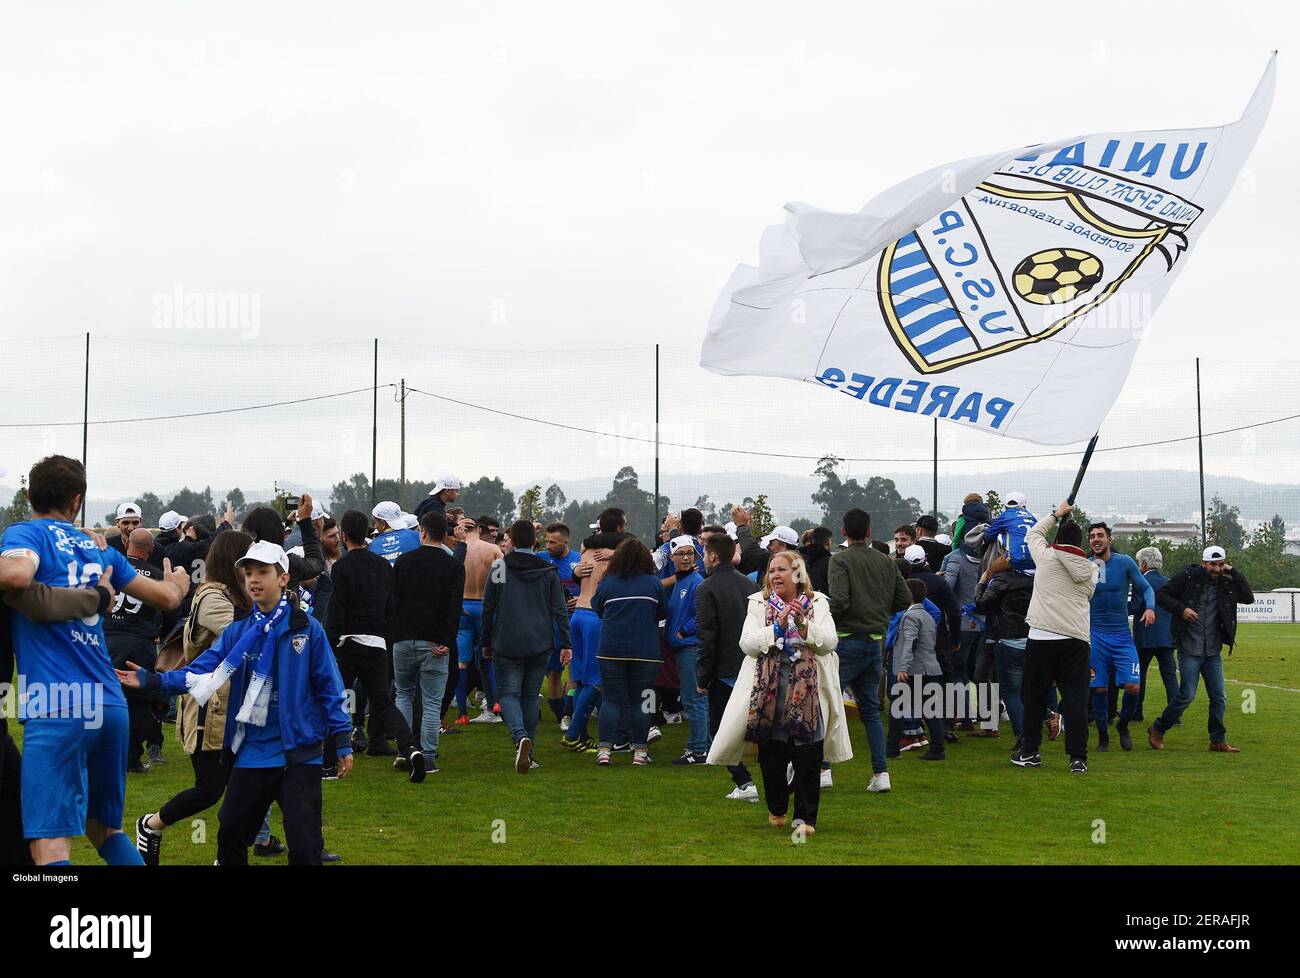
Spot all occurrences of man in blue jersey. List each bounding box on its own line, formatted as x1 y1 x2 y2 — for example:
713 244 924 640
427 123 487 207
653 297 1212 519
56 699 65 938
984 492 1038 575
1087 523 1155 752
0 455 188 865
369 501 421 565
536 522 581 727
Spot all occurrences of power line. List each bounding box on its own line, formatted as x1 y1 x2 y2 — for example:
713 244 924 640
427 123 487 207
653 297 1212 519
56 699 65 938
0 385 395 429
406 386 1300 464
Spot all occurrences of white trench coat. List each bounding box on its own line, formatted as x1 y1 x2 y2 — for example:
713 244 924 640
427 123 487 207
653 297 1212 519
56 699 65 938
706 590 853 766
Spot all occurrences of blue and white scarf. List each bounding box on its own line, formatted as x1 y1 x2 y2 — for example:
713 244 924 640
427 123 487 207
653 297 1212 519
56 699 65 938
184 597 288 751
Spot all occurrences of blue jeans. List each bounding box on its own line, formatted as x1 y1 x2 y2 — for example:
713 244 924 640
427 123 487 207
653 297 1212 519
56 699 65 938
597 658 658 749
393 640 451 757
837 637 886 774
494 652 549 755
1155 652 1227 742
994 642 1026 738
674 646 710 754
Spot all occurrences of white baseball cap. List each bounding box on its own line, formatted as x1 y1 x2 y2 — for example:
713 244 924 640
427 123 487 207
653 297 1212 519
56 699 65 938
397 512 420 530
116 502 142 521
430 475 461 496
1005 491 1027 507
372 501 403 524
904 544 928 565
236 540 290 572
158 510 184 531
287 545 306 558
760 525 799 548
669 534 697 554
310 499 327 521
1203 545 1227 561
934 533 953 547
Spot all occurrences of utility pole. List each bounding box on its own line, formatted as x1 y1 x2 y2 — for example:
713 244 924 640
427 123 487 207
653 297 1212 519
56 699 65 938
81 332 89 527
1196 357 1207 543
654 344 660 533
399 378 406 510
371 338 378 508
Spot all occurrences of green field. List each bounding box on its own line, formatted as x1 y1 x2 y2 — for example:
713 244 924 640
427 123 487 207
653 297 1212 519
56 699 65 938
38 623 1300 865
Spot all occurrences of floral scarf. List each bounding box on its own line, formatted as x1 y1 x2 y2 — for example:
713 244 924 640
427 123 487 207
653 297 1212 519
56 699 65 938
746 592 820 744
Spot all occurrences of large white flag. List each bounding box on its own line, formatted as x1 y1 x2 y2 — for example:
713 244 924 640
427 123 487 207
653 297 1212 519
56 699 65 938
701 56 1275 445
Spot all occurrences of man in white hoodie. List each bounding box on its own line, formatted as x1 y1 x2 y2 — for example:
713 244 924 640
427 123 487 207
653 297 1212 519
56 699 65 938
1012 501 1099 773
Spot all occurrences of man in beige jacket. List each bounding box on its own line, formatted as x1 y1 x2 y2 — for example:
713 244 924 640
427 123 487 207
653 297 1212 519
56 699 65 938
1012 501 1099 773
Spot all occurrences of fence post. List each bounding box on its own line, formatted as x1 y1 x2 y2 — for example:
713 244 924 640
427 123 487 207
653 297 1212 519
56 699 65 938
371 339 378 508
81 332 89 527
932 418 938 519
654 343 660 533
1196 357 1206 544
399 378 406 510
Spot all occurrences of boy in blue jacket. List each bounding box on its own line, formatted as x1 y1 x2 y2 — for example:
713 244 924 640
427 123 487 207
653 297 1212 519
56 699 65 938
663 536 707 763
118 541 353 865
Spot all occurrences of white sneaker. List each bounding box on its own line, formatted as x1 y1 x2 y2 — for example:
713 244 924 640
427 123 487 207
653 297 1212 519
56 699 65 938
725 783 759 802
786 761 794 784
1000 702 1010 723
470 710 502 724
529 759 541 770
559 716 570 733
819 767 833 788
647 725 662 743
868 772 892 793
664 711 683 725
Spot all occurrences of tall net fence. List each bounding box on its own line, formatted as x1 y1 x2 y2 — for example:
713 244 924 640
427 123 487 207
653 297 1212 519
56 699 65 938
2 335 1297 560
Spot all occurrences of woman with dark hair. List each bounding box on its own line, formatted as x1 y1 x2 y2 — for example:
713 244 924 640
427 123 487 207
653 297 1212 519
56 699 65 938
133 530 253 865
591 538 667 766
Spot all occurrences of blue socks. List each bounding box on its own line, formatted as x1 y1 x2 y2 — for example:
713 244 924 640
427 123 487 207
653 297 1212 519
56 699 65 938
98 832 144 866
455 671 469 713
1091 690 1111 735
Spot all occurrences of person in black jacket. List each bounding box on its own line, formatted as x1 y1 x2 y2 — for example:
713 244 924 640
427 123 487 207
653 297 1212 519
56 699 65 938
391 511 464 773
695 532 759 801
796 527 833 595
1148 546 1253 753
482 520 570 774
972 556 1036 744
325 510 424 781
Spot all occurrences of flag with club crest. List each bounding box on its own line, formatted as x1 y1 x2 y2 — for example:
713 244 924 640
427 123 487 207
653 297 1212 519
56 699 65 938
701 55 1275 445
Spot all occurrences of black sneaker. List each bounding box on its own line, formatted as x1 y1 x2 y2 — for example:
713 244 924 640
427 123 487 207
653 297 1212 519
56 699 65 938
671 750 708 765
1011 751 1043 768
320 848 342 863
350 727 369 751
135 814 162 867
146 744 165 765
1117 723 1133 752
1069 758 1089 774
920 749 947 760
253 835 286 857
127 758 150 774
944 731 960 744
407 749 426 783
611 742 633 753
1096 734 1110 752
321 765 339 780
425 759 440 774
885 748 902 759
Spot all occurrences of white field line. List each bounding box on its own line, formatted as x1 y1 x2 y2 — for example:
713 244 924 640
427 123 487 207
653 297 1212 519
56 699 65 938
1225 679 1300 693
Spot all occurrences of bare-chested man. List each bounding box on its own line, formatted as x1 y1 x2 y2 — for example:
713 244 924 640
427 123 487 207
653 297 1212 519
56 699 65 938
560 507 629 751
454 515 504 725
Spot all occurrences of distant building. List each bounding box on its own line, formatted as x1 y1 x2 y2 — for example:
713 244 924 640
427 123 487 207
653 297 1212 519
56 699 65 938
1111 517 1200 544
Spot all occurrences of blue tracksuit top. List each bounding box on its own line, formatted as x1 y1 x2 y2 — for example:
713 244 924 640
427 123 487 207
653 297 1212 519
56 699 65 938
1130 569 1174 648
984 506 1038 568
1091 552 1154 632
665 570 703 652
592 572 669 662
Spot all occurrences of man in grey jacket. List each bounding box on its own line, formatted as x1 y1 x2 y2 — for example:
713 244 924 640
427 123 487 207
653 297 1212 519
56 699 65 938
482 520 571 774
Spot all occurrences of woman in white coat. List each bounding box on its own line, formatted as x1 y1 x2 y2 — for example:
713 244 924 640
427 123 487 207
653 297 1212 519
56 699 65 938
706 551 851 836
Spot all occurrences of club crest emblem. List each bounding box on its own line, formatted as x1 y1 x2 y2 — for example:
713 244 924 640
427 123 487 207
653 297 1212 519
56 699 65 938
877 160 1203 373
292 634 307 654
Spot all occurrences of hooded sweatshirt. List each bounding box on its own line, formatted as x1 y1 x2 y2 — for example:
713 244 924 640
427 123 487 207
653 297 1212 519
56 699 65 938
951 499 992 549
796 543 832 594
481 550 571 658
1023 512 1098 642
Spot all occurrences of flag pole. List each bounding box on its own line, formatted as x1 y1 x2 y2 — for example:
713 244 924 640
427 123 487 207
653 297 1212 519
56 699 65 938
1066 433 1100 506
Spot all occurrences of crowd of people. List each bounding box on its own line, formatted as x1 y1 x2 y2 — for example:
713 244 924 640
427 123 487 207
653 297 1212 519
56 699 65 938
0 455 1256 865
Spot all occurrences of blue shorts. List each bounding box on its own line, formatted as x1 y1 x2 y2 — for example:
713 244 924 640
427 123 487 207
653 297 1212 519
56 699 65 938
457 600 483 665
569 609 603 686
1090 629 1140 689
21 709 130 839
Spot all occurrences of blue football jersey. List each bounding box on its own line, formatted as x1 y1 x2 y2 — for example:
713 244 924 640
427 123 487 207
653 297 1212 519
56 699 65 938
1 519 138 718
368 528 421 565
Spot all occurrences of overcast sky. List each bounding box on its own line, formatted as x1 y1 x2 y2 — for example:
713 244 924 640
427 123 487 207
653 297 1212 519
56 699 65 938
1 1 1296 504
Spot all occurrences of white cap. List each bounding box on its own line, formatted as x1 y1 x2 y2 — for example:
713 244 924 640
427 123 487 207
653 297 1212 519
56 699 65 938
904 543 928 565
935 533 953 547
158 510 184 531
724 521 738 540
310 499 327 521
372 500 403 525
430 475 461 496
1203 545 1227 561
760 525 799 548
116 502 142 521
287 545 306 558
1005 491 1026 507
236 540 290 572
669 534 697 554
397 512 419 530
